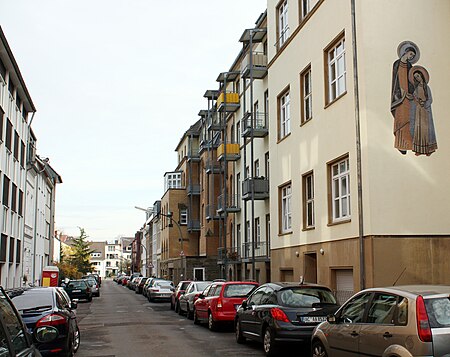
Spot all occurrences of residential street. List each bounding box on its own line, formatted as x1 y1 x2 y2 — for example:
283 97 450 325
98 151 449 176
75 280 287 357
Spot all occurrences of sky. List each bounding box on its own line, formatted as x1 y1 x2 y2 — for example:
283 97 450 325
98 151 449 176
0 0 266 241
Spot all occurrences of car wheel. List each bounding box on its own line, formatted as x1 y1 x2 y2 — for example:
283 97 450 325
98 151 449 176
193 309 200 325
178 303 184 316
73 326 80 353
208 312 218 331
312 340 328 357
97 291 100 297
235 319 246 344
87 296 92 302
170 300 175 310
175 301 180 313
63 335 75 357
263 327 277 357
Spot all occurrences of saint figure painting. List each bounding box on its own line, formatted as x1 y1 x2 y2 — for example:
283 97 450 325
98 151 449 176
390 41 437 156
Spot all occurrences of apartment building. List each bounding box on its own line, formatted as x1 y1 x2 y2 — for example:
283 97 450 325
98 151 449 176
90 241 106 277
267 0 450 297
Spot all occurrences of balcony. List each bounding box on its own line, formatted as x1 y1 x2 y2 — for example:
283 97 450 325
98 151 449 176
187 220 201 232
207 111 224 131
217 193 240 213
241 241 270 261
205 204 221 220
187 184 201 196
216 91 240 112
241 52 268 79
187 148 200 162
217 247 241 264
217 143 240 161
241 111 268 138
242 177 269 201
205 158 223 174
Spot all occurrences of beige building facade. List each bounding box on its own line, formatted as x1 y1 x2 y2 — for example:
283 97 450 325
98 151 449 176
267 0 450 297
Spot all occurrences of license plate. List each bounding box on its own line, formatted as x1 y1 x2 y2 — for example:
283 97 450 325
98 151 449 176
72 290 81 293
301 316 326 323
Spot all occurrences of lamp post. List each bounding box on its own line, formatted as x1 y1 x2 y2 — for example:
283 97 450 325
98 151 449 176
134 207 185 281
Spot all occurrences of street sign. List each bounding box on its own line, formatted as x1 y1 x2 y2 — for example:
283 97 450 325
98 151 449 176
179 251 185 257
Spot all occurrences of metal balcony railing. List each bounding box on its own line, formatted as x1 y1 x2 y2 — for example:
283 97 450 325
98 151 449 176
241 241 270 260
241 51 268 79
187 184 201 196
205 204 221 220
217 246 241 263
217 193 240 213
241 111 268 138
242 177 269 200
205 158 222 174
207 111 224 131
187 220 201 232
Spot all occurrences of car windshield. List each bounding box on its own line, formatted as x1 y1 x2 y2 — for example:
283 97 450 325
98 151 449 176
180 282 191 290
196 282 210 291
223 284 257 298
425 297 450 328
69 281 87 288
11 290 53 311
278 287 337 308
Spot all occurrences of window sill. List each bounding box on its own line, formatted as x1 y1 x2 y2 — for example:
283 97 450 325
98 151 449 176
327 218 351 227
302 226 315 231
300 118 312 127
324 91 347 109
277 132 291 144
278 231 292 237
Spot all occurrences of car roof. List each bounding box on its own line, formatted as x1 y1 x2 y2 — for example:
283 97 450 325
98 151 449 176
268 282 332 290
362 285 450 298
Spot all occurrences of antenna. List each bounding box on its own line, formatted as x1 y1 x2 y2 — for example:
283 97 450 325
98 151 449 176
392 267 407 286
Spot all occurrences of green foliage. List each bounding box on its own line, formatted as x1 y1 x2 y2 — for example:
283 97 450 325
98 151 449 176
69 227 95 276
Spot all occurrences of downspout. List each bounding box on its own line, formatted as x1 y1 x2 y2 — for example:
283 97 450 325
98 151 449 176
351 0 365 290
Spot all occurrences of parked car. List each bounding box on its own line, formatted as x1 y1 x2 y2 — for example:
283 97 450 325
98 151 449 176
0 286 56 357
148 280 174 302
143 278 163 298
178 281 212 319
128 277 139 290
89 273 101 287
64 279 93 302
235 282 339 356
194 281 259 331
171 280 192 312
9 286 80 357
82 275 100 297
311 285 450 357
135 277 148 294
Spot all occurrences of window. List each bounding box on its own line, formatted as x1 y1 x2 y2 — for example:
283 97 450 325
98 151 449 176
108 246 115 252
301 65 312 123
13 131 19 161
254 159 260 177
265 152 270 179
300 0 320 20
278 89 290 140
2 175 10 208
326 35 346 104
264 90 269 125
164 172 182 191
280 183 292 233
180 208 188 225
339 293 371 324
5 119 12 152
20 140 25 167
254 217 261 245
0 109 4 142
0 234 6 262
330 156 350 222
11 184 17 213
18 190 23 217
9 237 14 263
236 224 241 255
302 172 314 229
278 0 289 47
367 293 397 325
16 240 21 263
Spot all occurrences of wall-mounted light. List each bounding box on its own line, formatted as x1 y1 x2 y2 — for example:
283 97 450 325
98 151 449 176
295 251 300 257
319 248 325 255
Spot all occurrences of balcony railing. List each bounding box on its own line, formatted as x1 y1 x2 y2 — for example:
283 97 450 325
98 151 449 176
241 241 270 260
217 246 241 263
241 51 268 79
241 111 268 138
187 220 201 232
187 148 200 162
205 204 221 220
216 91 240 112
187 184 201 196
207 111 224 131
217 143 240 161
242 177 269 201
205 158 223 174
217 193 240 213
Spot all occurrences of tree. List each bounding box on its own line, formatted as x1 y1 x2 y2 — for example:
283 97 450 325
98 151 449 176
69 227 94 276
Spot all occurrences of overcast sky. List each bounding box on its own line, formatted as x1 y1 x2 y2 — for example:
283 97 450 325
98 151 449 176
1 0 266 241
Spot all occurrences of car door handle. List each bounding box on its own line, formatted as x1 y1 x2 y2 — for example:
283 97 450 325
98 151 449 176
383 332 393 338
350 331 359 337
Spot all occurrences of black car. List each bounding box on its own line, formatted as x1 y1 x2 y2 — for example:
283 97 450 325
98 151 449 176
8 287 80 357
0 286 58 357
234 282 339 356
64 280 93 302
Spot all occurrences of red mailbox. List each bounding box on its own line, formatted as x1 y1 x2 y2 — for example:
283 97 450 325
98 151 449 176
42 266 59 287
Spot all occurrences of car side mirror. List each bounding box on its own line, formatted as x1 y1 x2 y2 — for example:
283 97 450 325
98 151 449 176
71 299 79 310
241 300 247 309
326 314 336 324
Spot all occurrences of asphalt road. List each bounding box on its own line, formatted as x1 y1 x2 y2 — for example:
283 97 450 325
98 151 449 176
74 280 308 357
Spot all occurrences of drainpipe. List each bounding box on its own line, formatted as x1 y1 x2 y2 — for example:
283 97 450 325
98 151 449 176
351 0 365 290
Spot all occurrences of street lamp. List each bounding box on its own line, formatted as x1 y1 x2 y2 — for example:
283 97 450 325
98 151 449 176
134 206 185 281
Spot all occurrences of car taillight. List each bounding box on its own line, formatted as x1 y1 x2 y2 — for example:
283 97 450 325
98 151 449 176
36 314 67 327
271 308 290 323
216 298 223 310
86 287 91 293
416 295 432 342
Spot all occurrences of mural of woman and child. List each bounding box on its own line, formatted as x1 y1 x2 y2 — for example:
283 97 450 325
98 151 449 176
390 40 437 156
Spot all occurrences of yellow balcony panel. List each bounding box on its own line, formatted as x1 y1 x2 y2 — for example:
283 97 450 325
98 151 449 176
217 92 239 107
217 143 240 161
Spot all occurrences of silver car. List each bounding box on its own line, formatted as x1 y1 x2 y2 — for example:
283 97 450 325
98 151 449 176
148 280 174 302
312 285 450 357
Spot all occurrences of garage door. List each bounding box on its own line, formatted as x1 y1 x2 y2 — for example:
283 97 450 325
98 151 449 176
335 269 354 304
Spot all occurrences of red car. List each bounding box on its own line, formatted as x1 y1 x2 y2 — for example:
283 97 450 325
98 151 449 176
171 280 192 312
193 281 259 331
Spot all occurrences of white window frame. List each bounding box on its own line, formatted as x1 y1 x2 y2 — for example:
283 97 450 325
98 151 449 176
278 0 289 47
255 217 261 245
164 172 182 191
279 91 290 139
301 0 311 19
302 67 312 122
328 38 346 102
180 208 188 225
331 158 351 222
254 160 260 177
304 172 315 228
281 184 292 233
